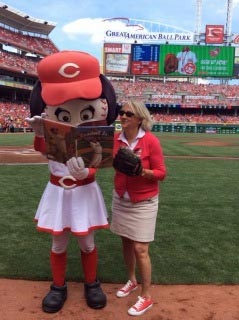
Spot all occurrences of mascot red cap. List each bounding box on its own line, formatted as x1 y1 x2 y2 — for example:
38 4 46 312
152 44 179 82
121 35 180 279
30 50 119 125
38 51 102 105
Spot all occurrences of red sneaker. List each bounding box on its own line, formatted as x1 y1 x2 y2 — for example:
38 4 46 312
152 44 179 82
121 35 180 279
128 296 153 316
116 280 138 298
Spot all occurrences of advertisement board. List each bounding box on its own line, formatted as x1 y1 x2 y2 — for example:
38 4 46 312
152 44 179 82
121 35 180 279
103 43 131 75
160 44 235 77
233 47 239 77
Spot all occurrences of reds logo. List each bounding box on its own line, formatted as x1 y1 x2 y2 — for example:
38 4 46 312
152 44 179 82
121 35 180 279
209 48 220 57
58 63 80 78
205 25 224 44
184 62 196 75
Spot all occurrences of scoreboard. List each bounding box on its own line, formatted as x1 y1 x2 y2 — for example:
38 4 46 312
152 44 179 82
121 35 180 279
131 44 159 75
103 43 236 78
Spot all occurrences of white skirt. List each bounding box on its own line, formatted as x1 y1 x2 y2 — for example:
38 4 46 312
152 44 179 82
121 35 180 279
34 180 108 235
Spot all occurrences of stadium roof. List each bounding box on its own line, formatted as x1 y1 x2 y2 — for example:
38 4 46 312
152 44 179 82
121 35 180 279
0 2 56 36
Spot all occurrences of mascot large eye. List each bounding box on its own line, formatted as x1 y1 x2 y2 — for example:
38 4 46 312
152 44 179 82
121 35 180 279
55 108 71 123
80 106 95 121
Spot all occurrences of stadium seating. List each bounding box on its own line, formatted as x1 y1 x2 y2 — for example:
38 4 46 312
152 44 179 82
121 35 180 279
1 79 239 133
0 101 30 132
0 26 58 56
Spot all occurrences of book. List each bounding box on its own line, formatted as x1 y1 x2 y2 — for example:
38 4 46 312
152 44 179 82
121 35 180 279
42 118 115 168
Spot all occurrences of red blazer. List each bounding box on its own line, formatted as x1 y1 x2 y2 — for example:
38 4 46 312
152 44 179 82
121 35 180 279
113 131 166 202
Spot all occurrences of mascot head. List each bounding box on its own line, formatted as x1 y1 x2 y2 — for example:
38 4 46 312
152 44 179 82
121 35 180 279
30 50 118 126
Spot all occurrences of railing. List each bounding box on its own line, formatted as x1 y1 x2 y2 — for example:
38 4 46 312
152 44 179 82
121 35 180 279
152 123 239 134
2 123 239 134
115 121 239 134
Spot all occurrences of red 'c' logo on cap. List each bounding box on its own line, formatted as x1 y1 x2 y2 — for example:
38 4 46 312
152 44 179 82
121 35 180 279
58 63 80 78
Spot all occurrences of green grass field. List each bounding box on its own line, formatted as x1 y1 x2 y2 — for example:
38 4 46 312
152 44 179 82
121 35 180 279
0 132 239 284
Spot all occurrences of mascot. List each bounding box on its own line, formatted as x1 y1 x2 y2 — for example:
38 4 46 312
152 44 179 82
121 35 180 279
26 51 118 313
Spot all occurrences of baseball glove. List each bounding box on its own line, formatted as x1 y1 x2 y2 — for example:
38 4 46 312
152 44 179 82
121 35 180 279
113 147 143 176
164 53 178 74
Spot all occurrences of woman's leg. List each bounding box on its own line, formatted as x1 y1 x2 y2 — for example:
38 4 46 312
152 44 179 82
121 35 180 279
133 241 151 298
127 242 153 316
121 236 137 283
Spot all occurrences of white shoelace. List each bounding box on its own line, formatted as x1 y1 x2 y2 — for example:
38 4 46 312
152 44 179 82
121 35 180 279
122 280 134 291
133 296 145 309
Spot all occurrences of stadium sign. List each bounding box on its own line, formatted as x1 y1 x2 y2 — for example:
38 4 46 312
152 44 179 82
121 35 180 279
205 25 224 44
104 30 194 44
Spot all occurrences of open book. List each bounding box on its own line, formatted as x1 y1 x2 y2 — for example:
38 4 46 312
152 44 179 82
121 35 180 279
42 118 115 168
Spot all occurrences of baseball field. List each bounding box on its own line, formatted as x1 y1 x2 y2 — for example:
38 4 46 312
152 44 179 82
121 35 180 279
0 132 239 320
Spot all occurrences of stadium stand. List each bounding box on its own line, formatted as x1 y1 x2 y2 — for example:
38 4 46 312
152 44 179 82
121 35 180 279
0 3 59 132
0 26 58 56
0 101 29 132
0 3 238 133
112 80 239 125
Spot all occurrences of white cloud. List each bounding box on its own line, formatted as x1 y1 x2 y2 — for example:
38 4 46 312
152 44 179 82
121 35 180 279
62 18 147 44
233 0 239 7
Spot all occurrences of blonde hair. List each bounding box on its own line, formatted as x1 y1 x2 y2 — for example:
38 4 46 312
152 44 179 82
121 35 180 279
122 99 153 131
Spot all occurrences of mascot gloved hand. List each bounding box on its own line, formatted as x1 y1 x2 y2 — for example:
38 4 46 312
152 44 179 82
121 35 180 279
25 114 45 137
28 50 119 314
67 157 89 180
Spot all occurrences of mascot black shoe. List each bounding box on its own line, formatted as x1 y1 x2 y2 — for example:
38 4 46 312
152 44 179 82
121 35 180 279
42 283 67 313
84 279 106 309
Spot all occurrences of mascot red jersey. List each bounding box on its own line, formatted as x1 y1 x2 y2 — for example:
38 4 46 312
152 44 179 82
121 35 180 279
26 51 118 313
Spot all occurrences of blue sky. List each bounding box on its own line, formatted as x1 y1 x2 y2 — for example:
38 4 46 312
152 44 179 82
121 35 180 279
2 0 239 63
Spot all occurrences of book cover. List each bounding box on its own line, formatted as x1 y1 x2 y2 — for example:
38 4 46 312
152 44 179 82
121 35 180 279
43 118 115 168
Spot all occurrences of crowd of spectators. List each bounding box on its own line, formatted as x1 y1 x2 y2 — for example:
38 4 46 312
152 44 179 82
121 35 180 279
0 26 59 77
0 101 30 132
112 79 239 124
151 111 239 124
0 26 58 56
1 79 239 132
112 80 239 107
0 49 39 76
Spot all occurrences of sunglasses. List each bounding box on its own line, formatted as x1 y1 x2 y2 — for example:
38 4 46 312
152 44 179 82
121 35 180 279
119 110 135 117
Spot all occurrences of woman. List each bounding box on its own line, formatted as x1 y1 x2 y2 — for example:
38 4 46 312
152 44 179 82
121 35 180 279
110 99 166 316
